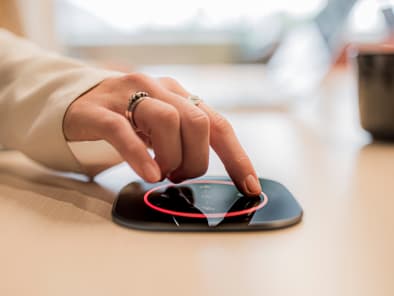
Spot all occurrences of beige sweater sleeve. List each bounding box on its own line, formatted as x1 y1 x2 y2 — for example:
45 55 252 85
0 29 121 173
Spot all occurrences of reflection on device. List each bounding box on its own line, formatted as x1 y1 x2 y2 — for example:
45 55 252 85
145 180 267 226
112 177 303 231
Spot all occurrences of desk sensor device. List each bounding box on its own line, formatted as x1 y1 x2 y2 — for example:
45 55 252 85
112 176 302 231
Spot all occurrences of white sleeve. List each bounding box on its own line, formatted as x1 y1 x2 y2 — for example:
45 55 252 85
0 29 121 173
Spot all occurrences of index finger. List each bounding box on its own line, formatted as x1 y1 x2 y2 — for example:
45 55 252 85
157 77 262 195
198 102 262 196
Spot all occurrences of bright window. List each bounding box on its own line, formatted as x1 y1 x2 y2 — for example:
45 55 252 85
55 0 326 45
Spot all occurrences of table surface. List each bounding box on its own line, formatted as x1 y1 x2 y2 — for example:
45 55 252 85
1 67 393 296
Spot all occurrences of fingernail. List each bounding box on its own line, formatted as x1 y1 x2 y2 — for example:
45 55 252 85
143 162 161 183
244 174 261 195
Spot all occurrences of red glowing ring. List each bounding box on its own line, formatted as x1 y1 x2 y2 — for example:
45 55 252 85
144 180 268 219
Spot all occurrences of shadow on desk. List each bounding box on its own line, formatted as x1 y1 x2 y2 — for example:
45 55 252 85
0 151 116 222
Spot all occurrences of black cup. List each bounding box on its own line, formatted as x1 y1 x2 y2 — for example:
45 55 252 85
351 45 394 140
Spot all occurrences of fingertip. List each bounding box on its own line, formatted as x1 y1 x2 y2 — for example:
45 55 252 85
166 173 185 184
243 174 262 196
142 161 162 183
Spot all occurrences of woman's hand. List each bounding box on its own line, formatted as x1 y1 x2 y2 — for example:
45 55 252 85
63 73 262 196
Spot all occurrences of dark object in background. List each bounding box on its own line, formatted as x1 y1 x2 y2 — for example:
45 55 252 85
352 46 394 140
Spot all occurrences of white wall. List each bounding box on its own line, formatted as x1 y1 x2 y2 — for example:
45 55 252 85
17 0 61 51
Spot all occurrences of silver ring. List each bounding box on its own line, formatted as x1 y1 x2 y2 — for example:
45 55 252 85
125 91 149 130
188 95 203 106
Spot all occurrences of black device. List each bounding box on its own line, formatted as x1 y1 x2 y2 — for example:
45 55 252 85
112 176 303 232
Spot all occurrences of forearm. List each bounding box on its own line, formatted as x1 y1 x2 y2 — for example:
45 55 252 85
0 29 119 172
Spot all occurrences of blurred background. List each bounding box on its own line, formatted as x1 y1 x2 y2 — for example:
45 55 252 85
2 0 394 108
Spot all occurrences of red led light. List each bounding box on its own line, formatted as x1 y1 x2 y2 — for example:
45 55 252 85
144 180 268 218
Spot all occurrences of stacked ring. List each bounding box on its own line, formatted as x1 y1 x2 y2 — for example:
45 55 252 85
125 92 203 131
125 91 149 130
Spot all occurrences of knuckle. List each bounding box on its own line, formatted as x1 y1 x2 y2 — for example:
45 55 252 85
211 111 232 135
125 142 143 156
159 76 179 89
101 113 124 136
101 113 119 130
122 72 152 88
156 105 180 128
184 108 210 130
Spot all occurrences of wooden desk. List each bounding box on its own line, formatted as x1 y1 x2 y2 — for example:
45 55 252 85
1 69 393 296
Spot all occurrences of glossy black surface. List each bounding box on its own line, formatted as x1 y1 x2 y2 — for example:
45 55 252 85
112 176 303 232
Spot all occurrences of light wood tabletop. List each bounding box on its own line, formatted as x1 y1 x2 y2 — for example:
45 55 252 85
1 68 393 296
